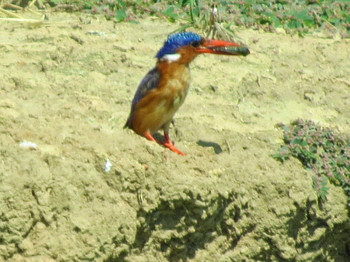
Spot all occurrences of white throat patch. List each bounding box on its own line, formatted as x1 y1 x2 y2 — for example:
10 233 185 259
161 53 181 62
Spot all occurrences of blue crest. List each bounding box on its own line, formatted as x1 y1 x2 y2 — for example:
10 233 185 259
156 32 202 59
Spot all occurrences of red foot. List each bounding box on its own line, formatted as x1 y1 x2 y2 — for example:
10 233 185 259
162 140 186 156
163 133 186 156
144 132 186 156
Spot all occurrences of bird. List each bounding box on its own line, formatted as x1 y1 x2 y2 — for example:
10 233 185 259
124 32 249 155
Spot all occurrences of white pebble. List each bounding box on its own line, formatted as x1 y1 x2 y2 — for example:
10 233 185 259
19 141 38 150
105 158 112 173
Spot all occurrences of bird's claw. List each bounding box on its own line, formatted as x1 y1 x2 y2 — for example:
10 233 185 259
162 140 186 156
144 132 186 155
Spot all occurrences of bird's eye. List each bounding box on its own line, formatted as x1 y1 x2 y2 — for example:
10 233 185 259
191 41 200 47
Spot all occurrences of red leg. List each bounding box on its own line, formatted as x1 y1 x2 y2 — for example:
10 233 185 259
144 132 157 142
162 133 186 156
143 132 185 156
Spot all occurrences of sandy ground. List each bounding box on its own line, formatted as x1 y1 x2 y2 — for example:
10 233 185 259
0 11 350 261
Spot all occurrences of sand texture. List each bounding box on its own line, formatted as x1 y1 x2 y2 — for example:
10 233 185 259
1 12 350 261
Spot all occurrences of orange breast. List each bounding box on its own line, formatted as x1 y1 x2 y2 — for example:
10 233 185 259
132 63 191 135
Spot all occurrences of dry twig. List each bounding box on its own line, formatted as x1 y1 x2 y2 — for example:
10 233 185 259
0 0 45 24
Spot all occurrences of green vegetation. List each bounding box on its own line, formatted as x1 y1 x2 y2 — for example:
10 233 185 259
274 119 350 205
46 0 349 37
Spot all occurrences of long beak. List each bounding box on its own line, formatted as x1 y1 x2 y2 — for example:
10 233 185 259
196 39 250 56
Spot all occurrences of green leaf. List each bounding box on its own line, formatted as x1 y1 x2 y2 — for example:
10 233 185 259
291 138 308 146
117 0 126 8
287 19 302 29
295 10 313 22
115 9 127 22
162 7 179 22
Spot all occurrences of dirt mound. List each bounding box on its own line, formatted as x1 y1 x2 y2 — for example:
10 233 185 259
1 12 349 261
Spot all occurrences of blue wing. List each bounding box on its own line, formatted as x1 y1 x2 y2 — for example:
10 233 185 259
124 67 160 129
131 67 160 106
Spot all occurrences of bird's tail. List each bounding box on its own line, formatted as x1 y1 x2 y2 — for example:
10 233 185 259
124 119 131 129
124 114 133 129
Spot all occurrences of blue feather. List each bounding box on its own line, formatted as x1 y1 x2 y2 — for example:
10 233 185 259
132 67 160 106
124 67 160 128
156 32 202 59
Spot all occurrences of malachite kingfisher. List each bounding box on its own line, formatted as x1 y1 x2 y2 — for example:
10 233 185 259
125 32 250 155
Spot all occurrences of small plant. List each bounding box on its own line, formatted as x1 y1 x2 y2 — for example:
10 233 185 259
44 1 349 37
274 119 350 205
230 0 349 37
172 1 244 44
